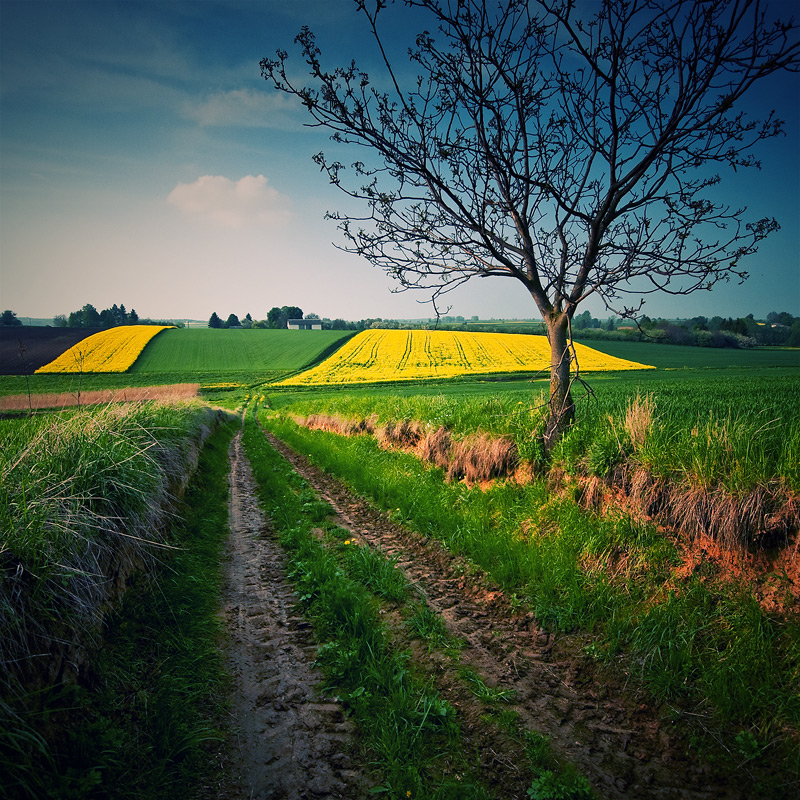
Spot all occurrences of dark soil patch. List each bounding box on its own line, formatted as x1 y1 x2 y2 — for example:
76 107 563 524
0 327 101 374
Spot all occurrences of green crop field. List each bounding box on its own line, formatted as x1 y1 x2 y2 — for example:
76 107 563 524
130 328 353 374
573 339 800 370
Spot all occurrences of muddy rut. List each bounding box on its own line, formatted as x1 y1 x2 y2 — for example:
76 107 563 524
253 428 757 800
222 430 370 800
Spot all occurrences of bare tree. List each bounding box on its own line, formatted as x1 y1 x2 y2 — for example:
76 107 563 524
261 0 799 450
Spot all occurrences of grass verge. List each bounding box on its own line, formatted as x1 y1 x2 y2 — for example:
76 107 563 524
0 413 238 799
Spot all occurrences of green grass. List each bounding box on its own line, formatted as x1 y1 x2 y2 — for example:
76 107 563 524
574 339 800 370
258 410 800 792
131 328 353 374
241 413 493 799
265 371 800 493
1 408 237 799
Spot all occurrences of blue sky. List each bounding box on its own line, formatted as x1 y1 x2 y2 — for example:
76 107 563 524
1 0 798 323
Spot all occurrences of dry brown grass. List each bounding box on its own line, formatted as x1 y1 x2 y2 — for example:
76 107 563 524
303 413 376 436
378 419 424 449
446 434 519 483
418 426 453 469
624 393 654 449
0 384 200 411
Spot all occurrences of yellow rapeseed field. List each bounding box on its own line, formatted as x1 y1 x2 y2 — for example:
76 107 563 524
36 325 173 374
275 329 653 386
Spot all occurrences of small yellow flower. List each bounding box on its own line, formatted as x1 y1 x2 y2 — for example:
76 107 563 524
406 792 412 798
344 539 351 545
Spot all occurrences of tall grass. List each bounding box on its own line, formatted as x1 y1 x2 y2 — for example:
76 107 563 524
0 413 237 799
1 402 215 635
0 401 223 798
267 373 800 492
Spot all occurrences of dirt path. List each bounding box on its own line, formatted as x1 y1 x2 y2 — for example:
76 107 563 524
260 428 751 800
221 430 370 800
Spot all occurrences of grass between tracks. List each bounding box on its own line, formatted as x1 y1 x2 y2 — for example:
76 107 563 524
242 410 592 799
258 410 800 795
1 414 238 800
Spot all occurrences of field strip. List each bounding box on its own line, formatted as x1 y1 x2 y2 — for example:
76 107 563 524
0 384 199 411
275 329 654 386
224 430 368 798
258 426 744 800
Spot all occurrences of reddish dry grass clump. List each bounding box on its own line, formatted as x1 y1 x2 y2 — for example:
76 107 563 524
418 426 453 469
378 419 425 449
302 413 377 436
446 434 519 483
0 384 200 411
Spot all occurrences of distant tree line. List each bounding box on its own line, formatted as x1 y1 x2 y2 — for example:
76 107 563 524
51 303 138 328
571 310 800 348
208 306 799 347
208 307 307 329
50 303 183 329
1 310 23 326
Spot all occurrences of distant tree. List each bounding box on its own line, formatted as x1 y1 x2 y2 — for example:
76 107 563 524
263 0 800 449
52 314 68 327
267 306 303 328
721 317 749 336
767 311 796 327
225 313 241 328
572 310 594 331
305 312 320 319
128 308 139 324
330 318 348 329
1 310 22 326
80 304 101 328
282 306 303 324
208 312 223 329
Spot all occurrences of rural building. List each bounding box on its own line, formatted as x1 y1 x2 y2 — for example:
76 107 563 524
287 319 322 330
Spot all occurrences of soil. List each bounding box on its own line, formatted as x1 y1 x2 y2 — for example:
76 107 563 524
221 422 779 799
0 326 102 374
221 430 372 800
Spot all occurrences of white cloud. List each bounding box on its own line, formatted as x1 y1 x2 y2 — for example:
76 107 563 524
167 174 292 229
184 88 301 128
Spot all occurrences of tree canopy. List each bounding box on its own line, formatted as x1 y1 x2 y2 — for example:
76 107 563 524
262 0 799 448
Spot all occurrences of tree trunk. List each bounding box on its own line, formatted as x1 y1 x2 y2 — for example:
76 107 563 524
543 313 575 453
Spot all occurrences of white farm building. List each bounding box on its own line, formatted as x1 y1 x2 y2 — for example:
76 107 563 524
287 319 322 330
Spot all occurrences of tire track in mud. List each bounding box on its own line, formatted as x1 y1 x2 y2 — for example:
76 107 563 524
261 427 749 800
222 430 370 800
